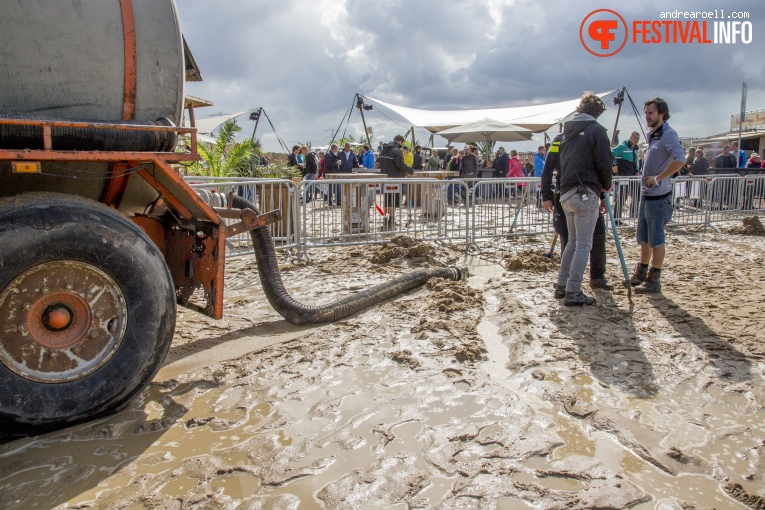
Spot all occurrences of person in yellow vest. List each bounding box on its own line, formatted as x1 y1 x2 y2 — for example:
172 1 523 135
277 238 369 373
402 146 414 167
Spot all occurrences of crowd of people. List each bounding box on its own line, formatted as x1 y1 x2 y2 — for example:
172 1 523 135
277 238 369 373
286 140 553 187
280 96 760 305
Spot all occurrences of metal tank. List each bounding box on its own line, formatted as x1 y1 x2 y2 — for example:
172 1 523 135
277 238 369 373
0 0 184 210
0 0 183 123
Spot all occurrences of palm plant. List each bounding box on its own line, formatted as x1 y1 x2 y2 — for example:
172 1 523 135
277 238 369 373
186 119 259 177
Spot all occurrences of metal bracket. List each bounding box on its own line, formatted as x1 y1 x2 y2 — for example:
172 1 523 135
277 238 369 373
219 208 282 237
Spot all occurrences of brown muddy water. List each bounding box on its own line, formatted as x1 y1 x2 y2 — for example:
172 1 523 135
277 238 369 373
1 232 764 509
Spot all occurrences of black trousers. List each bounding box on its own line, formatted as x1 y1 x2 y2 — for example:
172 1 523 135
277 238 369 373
553 201 606 279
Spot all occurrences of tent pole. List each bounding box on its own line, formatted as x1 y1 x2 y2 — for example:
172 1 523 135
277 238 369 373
611 87 625 146
356 93 372 148
410 126 415 149
250 107 262 143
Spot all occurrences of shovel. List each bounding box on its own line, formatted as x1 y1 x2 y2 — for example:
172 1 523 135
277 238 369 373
542 233 558 258
604 191 632 303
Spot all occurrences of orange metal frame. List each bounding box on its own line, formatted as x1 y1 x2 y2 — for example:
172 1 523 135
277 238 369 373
0 118 227 319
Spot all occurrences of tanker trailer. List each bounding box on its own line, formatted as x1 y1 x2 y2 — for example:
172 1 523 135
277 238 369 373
0 0 235 435
0 0 462 436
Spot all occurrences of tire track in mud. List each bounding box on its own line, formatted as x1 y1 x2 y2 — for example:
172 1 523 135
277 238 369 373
1 232 763 509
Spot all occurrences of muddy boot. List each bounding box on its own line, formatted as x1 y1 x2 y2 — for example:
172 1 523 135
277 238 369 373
554 284 566 299
635 267 662 293
630 263 649 286
564 291 597 306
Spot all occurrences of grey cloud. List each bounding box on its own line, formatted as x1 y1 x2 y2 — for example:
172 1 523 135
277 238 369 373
178 0 763 151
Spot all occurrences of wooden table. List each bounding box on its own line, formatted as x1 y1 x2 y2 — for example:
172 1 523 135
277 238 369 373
415 171 459 180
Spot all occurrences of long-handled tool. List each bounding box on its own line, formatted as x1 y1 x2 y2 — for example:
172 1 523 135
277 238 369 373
605 191 632 302
542 232 558 258
508 185 527 234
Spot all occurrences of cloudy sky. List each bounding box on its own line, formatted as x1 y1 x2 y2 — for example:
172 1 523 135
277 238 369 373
178 0 763 152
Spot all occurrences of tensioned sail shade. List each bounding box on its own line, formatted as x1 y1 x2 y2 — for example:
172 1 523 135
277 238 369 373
364 91 615 133
193 111 250 135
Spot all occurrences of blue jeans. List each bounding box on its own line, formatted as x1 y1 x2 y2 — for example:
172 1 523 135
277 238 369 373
636 195 673 247
557 189 600 293
554 200 607 279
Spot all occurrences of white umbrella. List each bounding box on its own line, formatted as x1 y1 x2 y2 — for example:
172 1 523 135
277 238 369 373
437 118 534 144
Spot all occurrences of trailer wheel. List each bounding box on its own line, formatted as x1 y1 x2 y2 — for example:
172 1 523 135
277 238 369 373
0 193 176 435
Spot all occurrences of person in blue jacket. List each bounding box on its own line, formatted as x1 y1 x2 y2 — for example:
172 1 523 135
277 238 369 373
533 145 546 177
360 145 375 169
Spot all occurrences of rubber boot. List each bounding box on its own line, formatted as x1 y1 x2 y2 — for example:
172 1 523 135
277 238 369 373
630 264 648 286
635 268 662 293
564 291 597 306
554 284 566 299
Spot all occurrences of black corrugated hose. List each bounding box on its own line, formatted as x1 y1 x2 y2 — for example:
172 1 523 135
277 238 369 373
230 195 464 325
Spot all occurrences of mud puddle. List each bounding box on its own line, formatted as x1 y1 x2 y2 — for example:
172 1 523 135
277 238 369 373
469 259 755 509
1 236 764 509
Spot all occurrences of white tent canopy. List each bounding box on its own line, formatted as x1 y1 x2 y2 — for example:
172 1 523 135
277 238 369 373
364 91 615 134
193 111 249 135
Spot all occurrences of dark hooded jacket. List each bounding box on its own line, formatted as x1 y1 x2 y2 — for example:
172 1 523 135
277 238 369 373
378 142 414 178
558 113 613 196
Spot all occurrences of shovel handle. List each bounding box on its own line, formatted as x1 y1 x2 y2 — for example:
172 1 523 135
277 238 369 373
604 192 632 302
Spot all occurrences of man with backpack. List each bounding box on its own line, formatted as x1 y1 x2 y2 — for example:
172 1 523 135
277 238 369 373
549 92 613 306
378 134 414 228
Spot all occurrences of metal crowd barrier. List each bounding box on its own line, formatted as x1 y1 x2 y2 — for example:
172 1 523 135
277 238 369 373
185 176 301 257
468 178 553 244
185 174 765 258
608 175 765 230
296 177 471 257
704 174 765 227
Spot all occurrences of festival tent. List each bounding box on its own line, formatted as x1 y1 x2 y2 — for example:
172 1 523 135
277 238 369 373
363 91 615 134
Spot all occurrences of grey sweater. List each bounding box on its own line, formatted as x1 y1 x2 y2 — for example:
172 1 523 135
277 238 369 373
641 122 686 197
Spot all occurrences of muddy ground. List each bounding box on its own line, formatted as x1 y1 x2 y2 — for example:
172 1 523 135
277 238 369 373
1 223 765 510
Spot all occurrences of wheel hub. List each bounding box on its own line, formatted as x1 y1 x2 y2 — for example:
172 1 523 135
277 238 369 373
0 261 128 383
43 304 74 332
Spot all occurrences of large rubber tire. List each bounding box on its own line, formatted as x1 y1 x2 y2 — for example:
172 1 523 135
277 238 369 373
0 193 176 436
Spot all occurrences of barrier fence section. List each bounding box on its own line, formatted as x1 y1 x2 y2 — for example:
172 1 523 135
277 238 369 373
186 177 301 257
468 178 554 244
704 175 765 227
297 177 471 257
608 175 765 229
186 175 765 259
610 176 642 228
668 176 709 228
